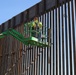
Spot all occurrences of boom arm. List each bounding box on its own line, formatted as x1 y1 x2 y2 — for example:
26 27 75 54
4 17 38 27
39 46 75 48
0 28 49 47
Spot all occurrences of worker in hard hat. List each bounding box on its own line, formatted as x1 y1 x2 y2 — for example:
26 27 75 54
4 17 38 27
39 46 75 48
31 20 36 37
37 22 42 41
31 17 43 41
34 17 38 24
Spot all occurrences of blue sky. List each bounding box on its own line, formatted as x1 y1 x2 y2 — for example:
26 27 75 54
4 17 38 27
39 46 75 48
0 0 41 24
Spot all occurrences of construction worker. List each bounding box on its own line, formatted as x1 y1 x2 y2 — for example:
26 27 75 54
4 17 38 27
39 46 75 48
31 21 36 37
31 17 43 41
38 22 42 41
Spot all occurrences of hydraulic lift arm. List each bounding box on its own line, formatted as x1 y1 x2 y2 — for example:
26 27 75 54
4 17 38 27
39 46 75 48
0 28 49 47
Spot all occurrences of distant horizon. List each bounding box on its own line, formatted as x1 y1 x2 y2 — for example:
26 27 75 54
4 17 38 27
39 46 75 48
0 0 41 25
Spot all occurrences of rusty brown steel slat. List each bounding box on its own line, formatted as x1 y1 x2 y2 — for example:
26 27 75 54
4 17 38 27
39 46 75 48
11 36 15 75
4 21 9 31
20 24 24 74
1 23 4 32
11 17 15 28
8 19 11 29
0 39 3 75
20 12 24 23
3 38 7 75
17 27 20 75
0 25 1 33
39 1 44 15
0 24 23 74
46 0 56 10
2 38 5 75
23 10 28 22
17 28 21 75
59 0 68 4
29 6 37 19
16 30 19 75
15 14 21 26
5 36 9 74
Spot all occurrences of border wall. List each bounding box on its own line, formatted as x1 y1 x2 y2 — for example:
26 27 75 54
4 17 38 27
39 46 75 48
0 0 75 75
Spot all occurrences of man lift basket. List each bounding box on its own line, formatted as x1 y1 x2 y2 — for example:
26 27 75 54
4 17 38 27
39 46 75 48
0 17 49 47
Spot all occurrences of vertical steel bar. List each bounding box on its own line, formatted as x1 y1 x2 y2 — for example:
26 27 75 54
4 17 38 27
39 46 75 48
31 46 33 75
29 46 31 75
36 47 38 75
50 10 54 75
67 2 72 75
26 46 28 75
55 8 57 75
33 47 35 75
58 6 61 75
63 3 68 75
49 11 51 75
65 3 68 75
71 0 75 75
61 4 64 75
38 16 41 75
27 45 29 75
34 46 36 75
41 14 44 75
53 8 57 75
57 7 60 75
36 17 40 75
24 45 26 75
74 0 76 73
36 47 39 75
47 11 51 75
70 1 75 75
44 13 46 75
27 47 29 75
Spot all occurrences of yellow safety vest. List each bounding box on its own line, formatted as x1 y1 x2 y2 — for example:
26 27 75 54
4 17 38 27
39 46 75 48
38 22 42 28
31 21 36 27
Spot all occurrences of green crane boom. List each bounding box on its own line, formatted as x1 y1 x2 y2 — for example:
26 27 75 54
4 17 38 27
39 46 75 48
0 28 48 47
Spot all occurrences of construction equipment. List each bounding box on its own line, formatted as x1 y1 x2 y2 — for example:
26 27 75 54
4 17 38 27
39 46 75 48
0 24 49 47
